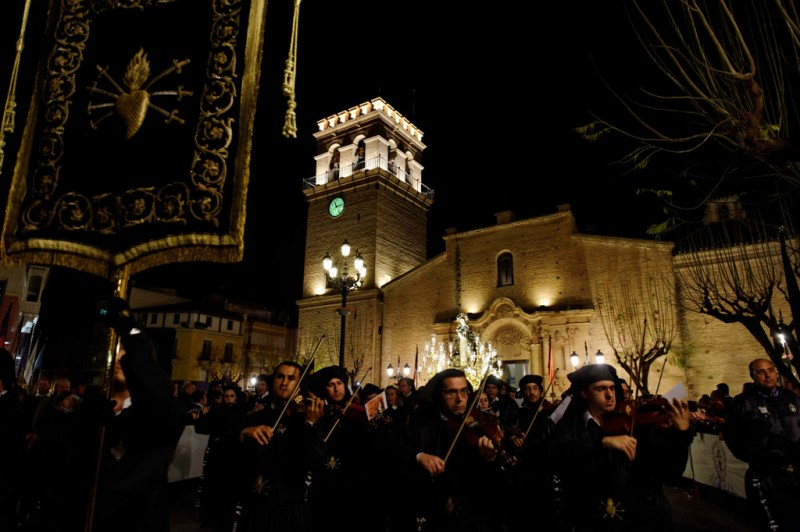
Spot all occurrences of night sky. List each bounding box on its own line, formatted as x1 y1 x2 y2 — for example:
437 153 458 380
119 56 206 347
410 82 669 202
0 1 663 317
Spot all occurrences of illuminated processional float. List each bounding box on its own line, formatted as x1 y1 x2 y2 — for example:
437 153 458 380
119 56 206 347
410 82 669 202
421 313 503 389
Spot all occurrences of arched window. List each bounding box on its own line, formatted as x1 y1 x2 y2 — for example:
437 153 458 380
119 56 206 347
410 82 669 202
497 253 514 287
329 151 340 179
354 144 365 170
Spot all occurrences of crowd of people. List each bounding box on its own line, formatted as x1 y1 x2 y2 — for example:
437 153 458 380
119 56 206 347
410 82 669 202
3 299 800 531
163 362 701 532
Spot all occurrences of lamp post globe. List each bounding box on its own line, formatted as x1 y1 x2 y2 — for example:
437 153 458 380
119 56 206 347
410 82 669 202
322 240 366 368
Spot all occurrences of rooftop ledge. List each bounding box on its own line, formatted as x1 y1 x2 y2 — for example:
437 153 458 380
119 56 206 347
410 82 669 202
316 97 424 143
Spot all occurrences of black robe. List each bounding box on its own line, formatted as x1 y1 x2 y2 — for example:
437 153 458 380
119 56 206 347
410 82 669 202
91 331 187 532
544 407 693 532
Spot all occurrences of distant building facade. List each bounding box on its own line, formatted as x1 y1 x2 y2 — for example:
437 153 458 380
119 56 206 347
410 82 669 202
130 288 297 387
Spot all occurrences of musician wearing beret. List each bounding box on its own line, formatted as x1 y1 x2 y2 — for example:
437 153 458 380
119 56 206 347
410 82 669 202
484 374 518 424
307 365 401 531
236 361 326 532
543 364 693 531
508 374 551 448
405 369 514 531
723 358 800 531
506 374 554 531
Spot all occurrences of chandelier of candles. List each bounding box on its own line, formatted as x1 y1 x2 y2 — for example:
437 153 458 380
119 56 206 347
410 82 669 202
421 313 502 389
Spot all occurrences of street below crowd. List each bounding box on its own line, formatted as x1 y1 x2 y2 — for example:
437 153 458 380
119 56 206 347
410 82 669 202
167 475 756 532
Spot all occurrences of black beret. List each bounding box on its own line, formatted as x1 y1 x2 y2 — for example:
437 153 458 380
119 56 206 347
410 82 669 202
518 375 544 389
485 375 503 388
359 383 382 399
567 364 618 390
418 368 471 404
310 365 350 397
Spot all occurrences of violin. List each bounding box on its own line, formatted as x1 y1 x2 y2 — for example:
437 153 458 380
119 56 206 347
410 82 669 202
284 394 311 417
450 407 517 467
600 397 674 435
687 399 726 434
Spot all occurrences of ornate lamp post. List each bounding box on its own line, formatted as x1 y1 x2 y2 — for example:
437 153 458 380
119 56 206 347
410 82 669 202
323 240 366 368
570 343 605 367
386 356 411 381
773 311 792 367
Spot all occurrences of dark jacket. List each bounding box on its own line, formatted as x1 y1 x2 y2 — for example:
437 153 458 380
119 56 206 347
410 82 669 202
91 331 186 532
724 386 800 470
404 401 514 531
545 403 693 532
236 401 324 532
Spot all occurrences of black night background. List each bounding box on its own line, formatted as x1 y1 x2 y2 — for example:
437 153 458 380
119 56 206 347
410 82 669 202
0 1 661 336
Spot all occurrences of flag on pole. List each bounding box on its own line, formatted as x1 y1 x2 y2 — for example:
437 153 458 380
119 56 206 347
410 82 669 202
548 336 555 384
413 345 419 386
24 338 46 385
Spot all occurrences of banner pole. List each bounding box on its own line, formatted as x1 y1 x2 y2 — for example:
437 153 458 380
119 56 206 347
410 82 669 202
84 264 130 532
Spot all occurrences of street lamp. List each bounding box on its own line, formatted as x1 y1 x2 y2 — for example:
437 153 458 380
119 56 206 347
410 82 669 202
774 311 791 364
570 351 580 368
595 350 605 365
386 355 411 381
323 240 366 368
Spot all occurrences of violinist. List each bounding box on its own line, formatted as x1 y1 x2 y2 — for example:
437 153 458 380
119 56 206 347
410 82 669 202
485 374 518 424
235 361 326 532
544 364 693 532
405 369 514 531
506 374 555 531
306 365 400 532
508 374 552 449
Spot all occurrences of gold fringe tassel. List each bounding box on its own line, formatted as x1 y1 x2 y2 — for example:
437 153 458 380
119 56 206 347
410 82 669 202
1 0 33 174
282 0 302 139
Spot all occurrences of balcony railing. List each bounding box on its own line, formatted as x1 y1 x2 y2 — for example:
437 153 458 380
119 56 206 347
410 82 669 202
303 155 434 202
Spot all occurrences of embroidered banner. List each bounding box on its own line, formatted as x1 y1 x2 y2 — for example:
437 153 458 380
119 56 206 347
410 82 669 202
1 0 267 278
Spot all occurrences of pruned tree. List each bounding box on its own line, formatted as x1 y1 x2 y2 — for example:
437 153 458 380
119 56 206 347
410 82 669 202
595 271 679 395
672 220 800 385
296 330 337 370
345 308 373 384
208 363 244 387
577 1 800 232
580 1 800 389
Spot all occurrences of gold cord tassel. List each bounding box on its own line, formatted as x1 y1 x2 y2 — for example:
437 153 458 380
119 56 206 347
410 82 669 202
282 0 302 139
1 0 33 173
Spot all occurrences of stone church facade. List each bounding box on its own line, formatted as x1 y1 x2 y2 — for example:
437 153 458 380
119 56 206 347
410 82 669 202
297 97 779 399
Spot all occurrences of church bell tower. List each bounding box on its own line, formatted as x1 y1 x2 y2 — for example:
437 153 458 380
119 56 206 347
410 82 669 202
297 97 433 371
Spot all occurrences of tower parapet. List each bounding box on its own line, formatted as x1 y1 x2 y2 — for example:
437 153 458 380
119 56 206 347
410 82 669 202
307 97 429 197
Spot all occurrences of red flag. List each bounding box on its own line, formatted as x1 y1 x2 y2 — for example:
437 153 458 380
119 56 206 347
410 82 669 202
548 337 554 385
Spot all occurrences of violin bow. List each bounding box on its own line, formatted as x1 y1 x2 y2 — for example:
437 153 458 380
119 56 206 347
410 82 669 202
323 366 372 443
443 372 489 464
523 368 558 439
629 318 647 436
629 373 641 437
271 334 325 432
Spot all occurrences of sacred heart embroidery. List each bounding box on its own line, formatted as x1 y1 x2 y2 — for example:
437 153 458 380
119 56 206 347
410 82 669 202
89 48 193 139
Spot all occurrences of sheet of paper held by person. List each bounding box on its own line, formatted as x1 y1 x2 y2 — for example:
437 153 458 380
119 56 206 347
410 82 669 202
662 382 688 401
